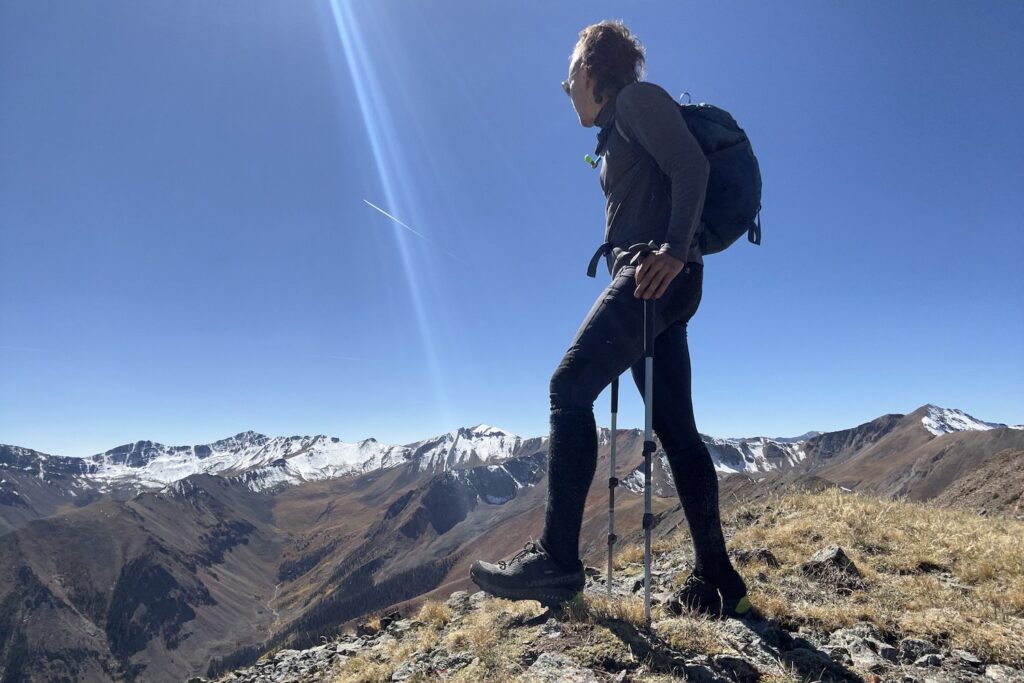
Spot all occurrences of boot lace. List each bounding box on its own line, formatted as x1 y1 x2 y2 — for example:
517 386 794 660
498 541 541 570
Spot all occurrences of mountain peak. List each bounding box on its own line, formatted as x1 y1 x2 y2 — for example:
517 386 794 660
918 404 1008 436
467 423 508 435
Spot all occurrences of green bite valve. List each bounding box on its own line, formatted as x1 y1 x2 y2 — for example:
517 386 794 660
584 154 599 169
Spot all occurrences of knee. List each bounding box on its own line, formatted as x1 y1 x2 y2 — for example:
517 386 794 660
654 418 704 457
549 358 592 412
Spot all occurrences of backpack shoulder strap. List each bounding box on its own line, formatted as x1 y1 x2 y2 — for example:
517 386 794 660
613 118 632 145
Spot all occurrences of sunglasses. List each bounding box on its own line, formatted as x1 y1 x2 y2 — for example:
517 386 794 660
561 64 580 96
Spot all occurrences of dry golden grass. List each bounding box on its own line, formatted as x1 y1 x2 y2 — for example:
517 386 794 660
655 612 733 656
723 487 1024 667
416 599 452 629
613 543 644 569
329 657 392 683
559 591 670 629
439 596 547 682
613 538 678 571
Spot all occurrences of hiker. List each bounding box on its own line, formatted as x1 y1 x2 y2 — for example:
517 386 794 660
469 20 750 617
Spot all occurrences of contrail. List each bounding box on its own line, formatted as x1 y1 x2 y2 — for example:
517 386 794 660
363 199 468 264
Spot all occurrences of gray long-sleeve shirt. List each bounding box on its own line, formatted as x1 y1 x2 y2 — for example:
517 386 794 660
592 81 709 278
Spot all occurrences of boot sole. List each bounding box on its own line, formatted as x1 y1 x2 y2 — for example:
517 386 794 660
470 567 582 608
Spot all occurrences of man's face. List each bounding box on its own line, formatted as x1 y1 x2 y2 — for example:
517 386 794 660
563 59 596 126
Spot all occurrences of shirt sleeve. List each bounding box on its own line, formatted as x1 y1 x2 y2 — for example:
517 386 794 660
615 83 709 261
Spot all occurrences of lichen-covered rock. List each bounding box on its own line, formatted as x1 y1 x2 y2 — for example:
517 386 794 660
524 652 600 682
803 545 861 576
444 590 471 614
390 650 431 681
984 663 1024 681
898 637 940 663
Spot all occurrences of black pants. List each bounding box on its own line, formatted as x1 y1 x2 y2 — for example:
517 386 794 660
540 262 733 578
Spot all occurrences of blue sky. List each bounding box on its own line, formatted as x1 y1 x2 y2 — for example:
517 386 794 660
1 1 1021 458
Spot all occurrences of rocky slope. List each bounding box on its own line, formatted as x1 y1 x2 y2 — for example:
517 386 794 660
192 486 1024 683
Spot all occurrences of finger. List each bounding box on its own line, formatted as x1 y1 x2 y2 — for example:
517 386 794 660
654 275 670 299
635 276 649 298
648 272 667 300
636 265 661 299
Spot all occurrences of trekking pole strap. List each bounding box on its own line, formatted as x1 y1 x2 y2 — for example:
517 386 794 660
586 239 661 279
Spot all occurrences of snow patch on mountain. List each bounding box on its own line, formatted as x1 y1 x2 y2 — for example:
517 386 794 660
921 405 1010 436
407 424 521 473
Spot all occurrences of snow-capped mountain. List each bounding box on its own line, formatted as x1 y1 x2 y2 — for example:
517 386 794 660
920 404 1016 436
2 405 1019 512
0 424 526 500
704 435 810 473
404 424 523 473
68 431 409 493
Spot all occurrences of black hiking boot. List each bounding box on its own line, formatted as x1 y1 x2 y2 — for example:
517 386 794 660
469 539 585 608
667 568 752 619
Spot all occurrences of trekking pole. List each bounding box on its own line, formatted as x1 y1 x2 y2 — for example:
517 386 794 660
606 377 619 597
642 296 655 625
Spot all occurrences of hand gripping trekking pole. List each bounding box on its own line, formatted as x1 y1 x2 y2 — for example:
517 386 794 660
586 240 661 616
624 241 660 624
629 241 661 625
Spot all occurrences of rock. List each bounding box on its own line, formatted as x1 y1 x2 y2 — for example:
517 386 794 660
651 591 671 606
469 590 488 607
525 652 600 682
800 545 863 587
429 650 474 677
820 645 853 666
379 610 401 629
386 618 414 635
898 638 939 663
850 648 887 674
391 651 431 681
711 655 760 683
681 661 731 683
951 649 982 668
828 624 891 668
445 590 471 613
782 648 839 679
913 653 943 668
756 624 793 650
336 642 362 656
541 617 562 639
864 637 898 662
732 547 781 568
985 664 1024 682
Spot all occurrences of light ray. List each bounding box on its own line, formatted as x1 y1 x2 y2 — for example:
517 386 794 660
325 0 453 429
